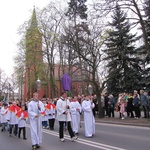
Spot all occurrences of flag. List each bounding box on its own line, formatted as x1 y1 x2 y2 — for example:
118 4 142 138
61 74 71 91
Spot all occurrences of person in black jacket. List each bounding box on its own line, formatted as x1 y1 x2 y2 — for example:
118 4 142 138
104 93 109 116
108 94 115 118
126 93 134 118
92 94 98 117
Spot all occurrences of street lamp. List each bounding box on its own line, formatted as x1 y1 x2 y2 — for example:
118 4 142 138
7 83 11 103
36 78 41 94
88 84 93 95
85 86 87 95
78 86 82 95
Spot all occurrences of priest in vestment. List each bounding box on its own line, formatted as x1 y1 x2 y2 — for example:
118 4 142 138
28 92 45 150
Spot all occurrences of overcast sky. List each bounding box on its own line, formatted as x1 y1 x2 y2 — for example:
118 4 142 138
0 0 95 77
0 0 52 76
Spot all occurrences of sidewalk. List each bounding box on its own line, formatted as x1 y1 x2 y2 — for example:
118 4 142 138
82 111 150 127
94 111 150 127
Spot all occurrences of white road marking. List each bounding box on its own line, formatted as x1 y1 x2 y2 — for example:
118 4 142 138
26 124 126 150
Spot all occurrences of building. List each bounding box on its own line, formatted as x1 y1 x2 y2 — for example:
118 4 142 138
23 7 45 100
23 8 92 100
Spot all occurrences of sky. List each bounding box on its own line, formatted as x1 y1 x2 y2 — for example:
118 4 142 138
0 0 51 77
0 0 94 77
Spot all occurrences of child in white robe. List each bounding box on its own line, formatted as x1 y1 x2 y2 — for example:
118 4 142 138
17 105 28 140
70 96 82 135
45 98 56 130
6 101 20 136
0 103 8 132
82 95 95 138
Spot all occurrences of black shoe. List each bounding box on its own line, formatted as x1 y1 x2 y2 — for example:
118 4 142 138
36 144 40 148
32 145 37 150
1 129 3 132
23 137 27 140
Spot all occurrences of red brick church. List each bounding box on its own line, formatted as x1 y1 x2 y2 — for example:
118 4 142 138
23 8 90 100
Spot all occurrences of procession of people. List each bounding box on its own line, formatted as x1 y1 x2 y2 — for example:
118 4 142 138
0 89 150 150
0 92 96 150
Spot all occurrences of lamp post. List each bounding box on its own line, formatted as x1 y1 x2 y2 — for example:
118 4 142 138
85 86 87 95
7 83 11 103
88 84 93 95
36 78 41 96
78 86 82 95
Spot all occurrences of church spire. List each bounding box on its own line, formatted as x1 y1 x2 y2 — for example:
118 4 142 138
29 6 38 29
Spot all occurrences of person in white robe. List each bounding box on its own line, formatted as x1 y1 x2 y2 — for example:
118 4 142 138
56 91 77 142
6 101 20 136
70 96 82 135
82 95 95 138
41 100 48 129
0 103 8 131
17 105 28 140
28 92 45 150
46 98 56 130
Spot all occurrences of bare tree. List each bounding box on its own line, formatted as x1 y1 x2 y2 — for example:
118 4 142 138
37 3 65 97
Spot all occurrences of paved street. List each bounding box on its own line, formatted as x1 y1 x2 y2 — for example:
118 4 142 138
0 118 150 150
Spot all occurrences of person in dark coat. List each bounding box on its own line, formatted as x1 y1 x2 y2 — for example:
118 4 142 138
108 94 115 117
140 90 149 118
133 90 140 119
126 93 134 118
104 93 109 116
92 94 98 117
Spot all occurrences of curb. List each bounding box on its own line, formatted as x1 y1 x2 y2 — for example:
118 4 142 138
95 120 150 127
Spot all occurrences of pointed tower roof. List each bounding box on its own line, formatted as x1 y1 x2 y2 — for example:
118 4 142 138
29 6 38 30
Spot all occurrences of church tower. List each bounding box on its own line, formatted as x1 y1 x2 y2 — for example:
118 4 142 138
24 7 44 100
